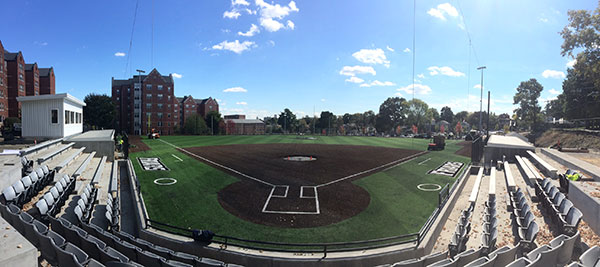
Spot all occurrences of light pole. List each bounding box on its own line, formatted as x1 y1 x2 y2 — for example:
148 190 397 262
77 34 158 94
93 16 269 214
477 66 486 133
283 114 287 134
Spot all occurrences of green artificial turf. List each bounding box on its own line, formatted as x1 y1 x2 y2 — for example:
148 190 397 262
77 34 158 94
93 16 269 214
130 135 469 247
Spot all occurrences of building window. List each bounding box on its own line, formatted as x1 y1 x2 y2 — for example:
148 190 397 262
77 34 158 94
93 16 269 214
116 89 120 94
127 87 130 93
158 85 163 90
209 106 213 109
158 113 163 119
71 111 75 123
185 104 189 108
19 74 23 81
146 94 152 99
49 109 58 124
65 111 70 124
167 87 171 91
168 96 171 101
158 121 163 127
116 97 120 101
174 104 178 108
157 94 163 100
146 103 152 109
19 85 24 92
168 122 171 126
192 105 195 108
19 64 23 70
146 84 152 90
157 104 163 109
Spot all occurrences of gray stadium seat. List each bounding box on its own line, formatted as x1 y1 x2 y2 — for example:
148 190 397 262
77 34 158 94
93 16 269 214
101 246 129 264
50 216 71 237
6 203 20 226
505 257 530 267
580 246 600 267
24 218 47 247
37 229 65 265
15 211 34 235
197 257 226 266
170 251 199 266
87 258 105 267
553 199 573 222
391 258 424 267
2 186 17 204
98 230 120 248
488 245 517 267
423 251 449 266
560 208 583 236
165 259 194 267
454 248 480 266
516 211 534 229
57 242 90 267
518 221 539 251
427 258 456 267
113 240 138 262
152 245 174 259
481 228 497 254
134 237 154 251
557 231 579 266
462 257 491 267
136 249 163 267
64 224 88 247
81 233 107 261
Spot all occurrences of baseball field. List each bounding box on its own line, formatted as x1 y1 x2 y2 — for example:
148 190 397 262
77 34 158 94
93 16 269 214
130 135 470 247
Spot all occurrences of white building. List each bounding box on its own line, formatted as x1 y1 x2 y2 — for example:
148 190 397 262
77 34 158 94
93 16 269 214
17 93 86 139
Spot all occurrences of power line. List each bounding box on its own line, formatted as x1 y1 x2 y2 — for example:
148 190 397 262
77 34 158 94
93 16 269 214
124 0 140 78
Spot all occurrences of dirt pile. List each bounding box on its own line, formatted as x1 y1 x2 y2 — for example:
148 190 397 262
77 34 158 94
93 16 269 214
535 130 600 150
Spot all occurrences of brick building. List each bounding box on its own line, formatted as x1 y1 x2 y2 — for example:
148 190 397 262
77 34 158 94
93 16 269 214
176 95 220 126
1 40 55 123
225 119 265 135
39 67 55 95
0 41 7 123
224 114 245 120
112 69 177 135
25 63 40 96
4 49 26 118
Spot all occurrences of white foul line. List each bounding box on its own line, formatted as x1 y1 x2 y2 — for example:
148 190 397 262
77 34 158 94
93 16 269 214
158 139 274 187
171 154 183 162
418 158 432 165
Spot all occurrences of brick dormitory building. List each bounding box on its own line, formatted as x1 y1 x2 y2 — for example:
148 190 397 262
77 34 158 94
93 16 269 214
111 68 218 135
0 40 56 125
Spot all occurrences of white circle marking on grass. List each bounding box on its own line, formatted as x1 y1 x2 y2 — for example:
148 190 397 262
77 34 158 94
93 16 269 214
283 156 317 161
154 178 177 186
417 183 442 191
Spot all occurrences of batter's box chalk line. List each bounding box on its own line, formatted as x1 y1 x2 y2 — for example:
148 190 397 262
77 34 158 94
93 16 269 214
261 185 321 215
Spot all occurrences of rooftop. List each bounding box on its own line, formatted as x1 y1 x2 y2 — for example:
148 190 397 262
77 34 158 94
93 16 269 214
17 93 86 106
487 135 535 150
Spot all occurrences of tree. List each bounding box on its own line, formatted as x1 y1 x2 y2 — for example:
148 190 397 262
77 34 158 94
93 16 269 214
428 108 440 122
205 111 223 135
558 5 600 119
454 111 469 124
513 78 543 131
183 114 208 135
406 99 429 132
440 106 454 123
545 94 566 120
375 97 409 133
277 108 298 133
317 111 336 134
83 94 115 130
297 118 309 133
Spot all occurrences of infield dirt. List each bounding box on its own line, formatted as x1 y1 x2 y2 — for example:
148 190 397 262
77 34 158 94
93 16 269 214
181 144 425 228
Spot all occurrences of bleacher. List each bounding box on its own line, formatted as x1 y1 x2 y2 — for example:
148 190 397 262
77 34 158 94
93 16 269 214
0 140 243 267
527 150 558 179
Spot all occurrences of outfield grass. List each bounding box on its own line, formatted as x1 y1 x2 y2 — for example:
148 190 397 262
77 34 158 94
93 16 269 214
131 135 469 245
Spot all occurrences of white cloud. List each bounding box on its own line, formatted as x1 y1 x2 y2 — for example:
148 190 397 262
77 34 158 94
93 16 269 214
212 40 255 54
255 0 299 32
394 92 403 97
352 48 390 67
221 29 231 33
260 17 285 32
268 40 275 46
321 98 326 102
542 69 566 79
566 59 576 68
539 17 549 23
417 74 425 79
223 87 248 93
345 76 364 83
246 8 256 14
403 48 411 53
238 24 260 37
386 45 395 52
171 73 182 78
427 3 458 21
397 83 432 95
428 66 465 77
339 65 376 76
474 84 482 89
223 10 241 19
232 0 250 6
114 52 126 57
549 88 561 95
236 101 248 105
359 80 396 87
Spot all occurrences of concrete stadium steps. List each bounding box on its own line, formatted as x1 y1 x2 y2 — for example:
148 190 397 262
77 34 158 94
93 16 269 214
89 159 115 229
34 146 81 173
23 141 63 162
35 143 75 165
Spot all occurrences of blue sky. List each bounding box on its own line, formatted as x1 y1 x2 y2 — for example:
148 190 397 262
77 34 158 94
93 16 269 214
1 0 594 119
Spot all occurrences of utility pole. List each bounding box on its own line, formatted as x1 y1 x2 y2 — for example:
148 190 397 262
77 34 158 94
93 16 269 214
477 66 486 133
487 91 491 137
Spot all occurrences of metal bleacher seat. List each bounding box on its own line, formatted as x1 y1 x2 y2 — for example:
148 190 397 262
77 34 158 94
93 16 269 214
391 257 423 267
101 246 129 264
526 243 561 267
462 257 491 267
488 245 517 267
580 246 600 267
556 231 580 266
